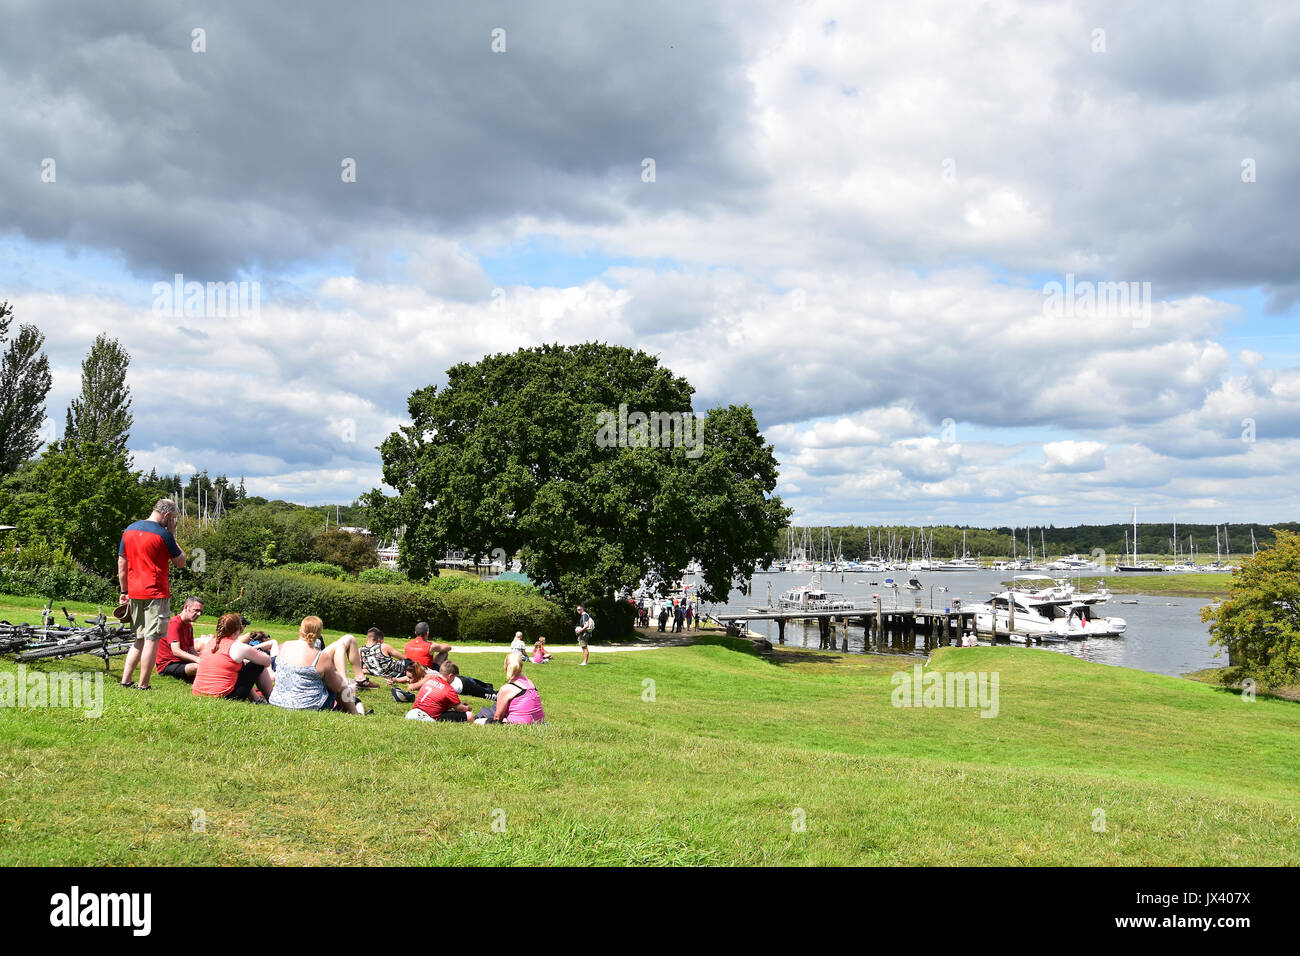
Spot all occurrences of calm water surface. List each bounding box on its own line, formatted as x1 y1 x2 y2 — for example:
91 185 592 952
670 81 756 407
693 569 1223 678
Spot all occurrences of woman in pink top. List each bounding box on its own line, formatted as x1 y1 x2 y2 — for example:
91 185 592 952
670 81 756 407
474 652 545 724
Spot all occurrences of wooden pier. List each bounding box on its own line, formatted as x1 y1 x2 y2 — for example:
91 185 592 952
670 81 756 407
710 600 978 654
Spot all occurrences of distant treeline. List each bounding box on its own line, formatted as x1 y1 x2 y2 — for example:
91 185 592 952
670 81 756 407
774 523 1300 561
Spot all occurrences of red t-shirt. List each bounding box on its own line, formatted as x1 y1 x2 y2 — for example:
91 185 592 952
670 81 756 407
156 615 194 673
119 520 181 599
404 636 434 667
413 673 460 718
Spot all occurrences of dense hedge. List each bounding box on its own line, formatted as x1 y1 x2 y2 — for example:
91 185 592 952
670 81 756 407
421 575 634 639
278 561 349 580
193 569 453 638
189 566 571 643
357 566 406 585
439 587 568 644
0 543 118 605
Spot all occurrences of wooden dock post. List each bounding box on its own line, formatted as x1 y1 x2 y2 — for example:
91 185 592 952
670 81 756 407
776 618 785 644
875 595 883 652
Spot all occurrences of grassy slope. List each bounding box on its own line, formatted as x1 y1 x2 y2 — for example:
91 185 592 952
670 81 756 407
0 597 1297 866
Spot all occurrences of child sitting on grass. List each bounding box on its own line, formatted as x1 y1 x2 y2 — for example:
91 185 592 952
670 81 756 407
390 657 497 702
403 660 475 723
531 636 552 664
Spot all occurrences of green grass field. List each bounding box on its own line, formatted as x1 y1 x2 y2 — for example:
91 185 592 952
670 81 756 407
1077 573 1234 598
0 594 1297 865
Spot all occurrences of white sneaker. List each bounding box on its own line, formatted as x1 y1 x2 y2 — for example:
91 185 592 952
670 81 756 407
579 661 587 666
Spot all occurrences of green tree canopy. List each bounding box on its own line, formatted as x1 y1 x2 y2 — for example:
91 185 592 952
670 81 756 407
364 343 788 606
179 502 322 568
0 442 152 576
1202 528 1300 685
63 332 133 459
313 528 379 575
0 301 53 476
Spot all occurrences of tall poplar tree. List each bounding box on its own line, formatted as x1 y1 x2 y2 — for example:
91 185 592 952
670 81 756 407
0 300 54 476
63 333 134 461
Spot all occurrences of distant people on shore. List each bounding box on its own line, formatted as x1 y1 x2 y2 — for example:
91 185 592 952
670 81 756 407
155 596 204 683
193 612 274 702
473 652 545 724
672 602 684 633
575 604 593 666
658 604 669 632
117 498 186 690
269 616 365 715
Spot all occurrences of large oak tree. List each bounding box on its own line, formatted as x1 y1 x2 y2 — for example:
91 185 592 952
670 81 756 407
364 343 789 607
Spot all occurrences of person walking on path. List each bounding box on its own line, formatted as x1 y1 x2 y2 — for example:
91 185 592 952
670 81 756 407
658 604 668 632
575 604 594 666
118 499 186 690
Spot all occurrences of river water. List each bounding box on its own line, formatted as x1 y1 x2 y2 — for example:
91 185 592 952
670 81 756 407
692 569 1224 678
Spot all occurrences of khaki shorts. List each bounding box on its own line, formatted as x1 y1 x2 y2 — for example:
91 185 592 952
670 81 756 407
574 626 589 648
130 597 170 642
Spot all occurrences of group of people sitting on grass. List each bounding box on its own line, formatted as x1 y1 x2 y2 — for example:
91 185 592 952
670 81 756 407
144 597 545 724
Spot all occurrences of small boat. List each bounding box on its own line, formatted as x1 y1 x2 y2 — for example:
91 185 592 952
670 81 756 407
1045 554 1100 572
778 575 857 611
934 556 981 572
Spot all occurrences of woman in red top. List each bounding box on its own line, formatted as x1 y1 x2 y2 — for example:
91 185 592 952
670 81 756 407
193 613 274 701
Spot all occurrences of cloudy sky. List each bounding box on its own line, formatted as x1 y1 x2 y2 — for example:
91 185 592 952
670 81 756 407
3 0 1298 526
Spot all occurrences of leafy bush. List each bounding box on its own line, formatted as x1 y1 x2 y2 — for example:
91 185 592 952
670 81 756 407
0 541 118 604
438 587 568 644
192 569 454 639
279 561 349 580
1204 529 1300 686
357 566 406 585
179 562 575 644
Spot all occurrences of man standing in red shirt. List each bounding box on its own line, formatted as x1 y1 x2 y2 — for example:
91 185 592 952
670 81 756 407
155 596 204 682
118 499 187 689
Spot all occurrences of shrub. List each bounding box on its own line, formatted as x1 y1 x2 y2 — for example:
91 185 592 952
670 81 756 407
438 587 568 644
278 561 349 580
184 565 572 644
357 566 406 585
189 568 453 638
0 542 118 605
